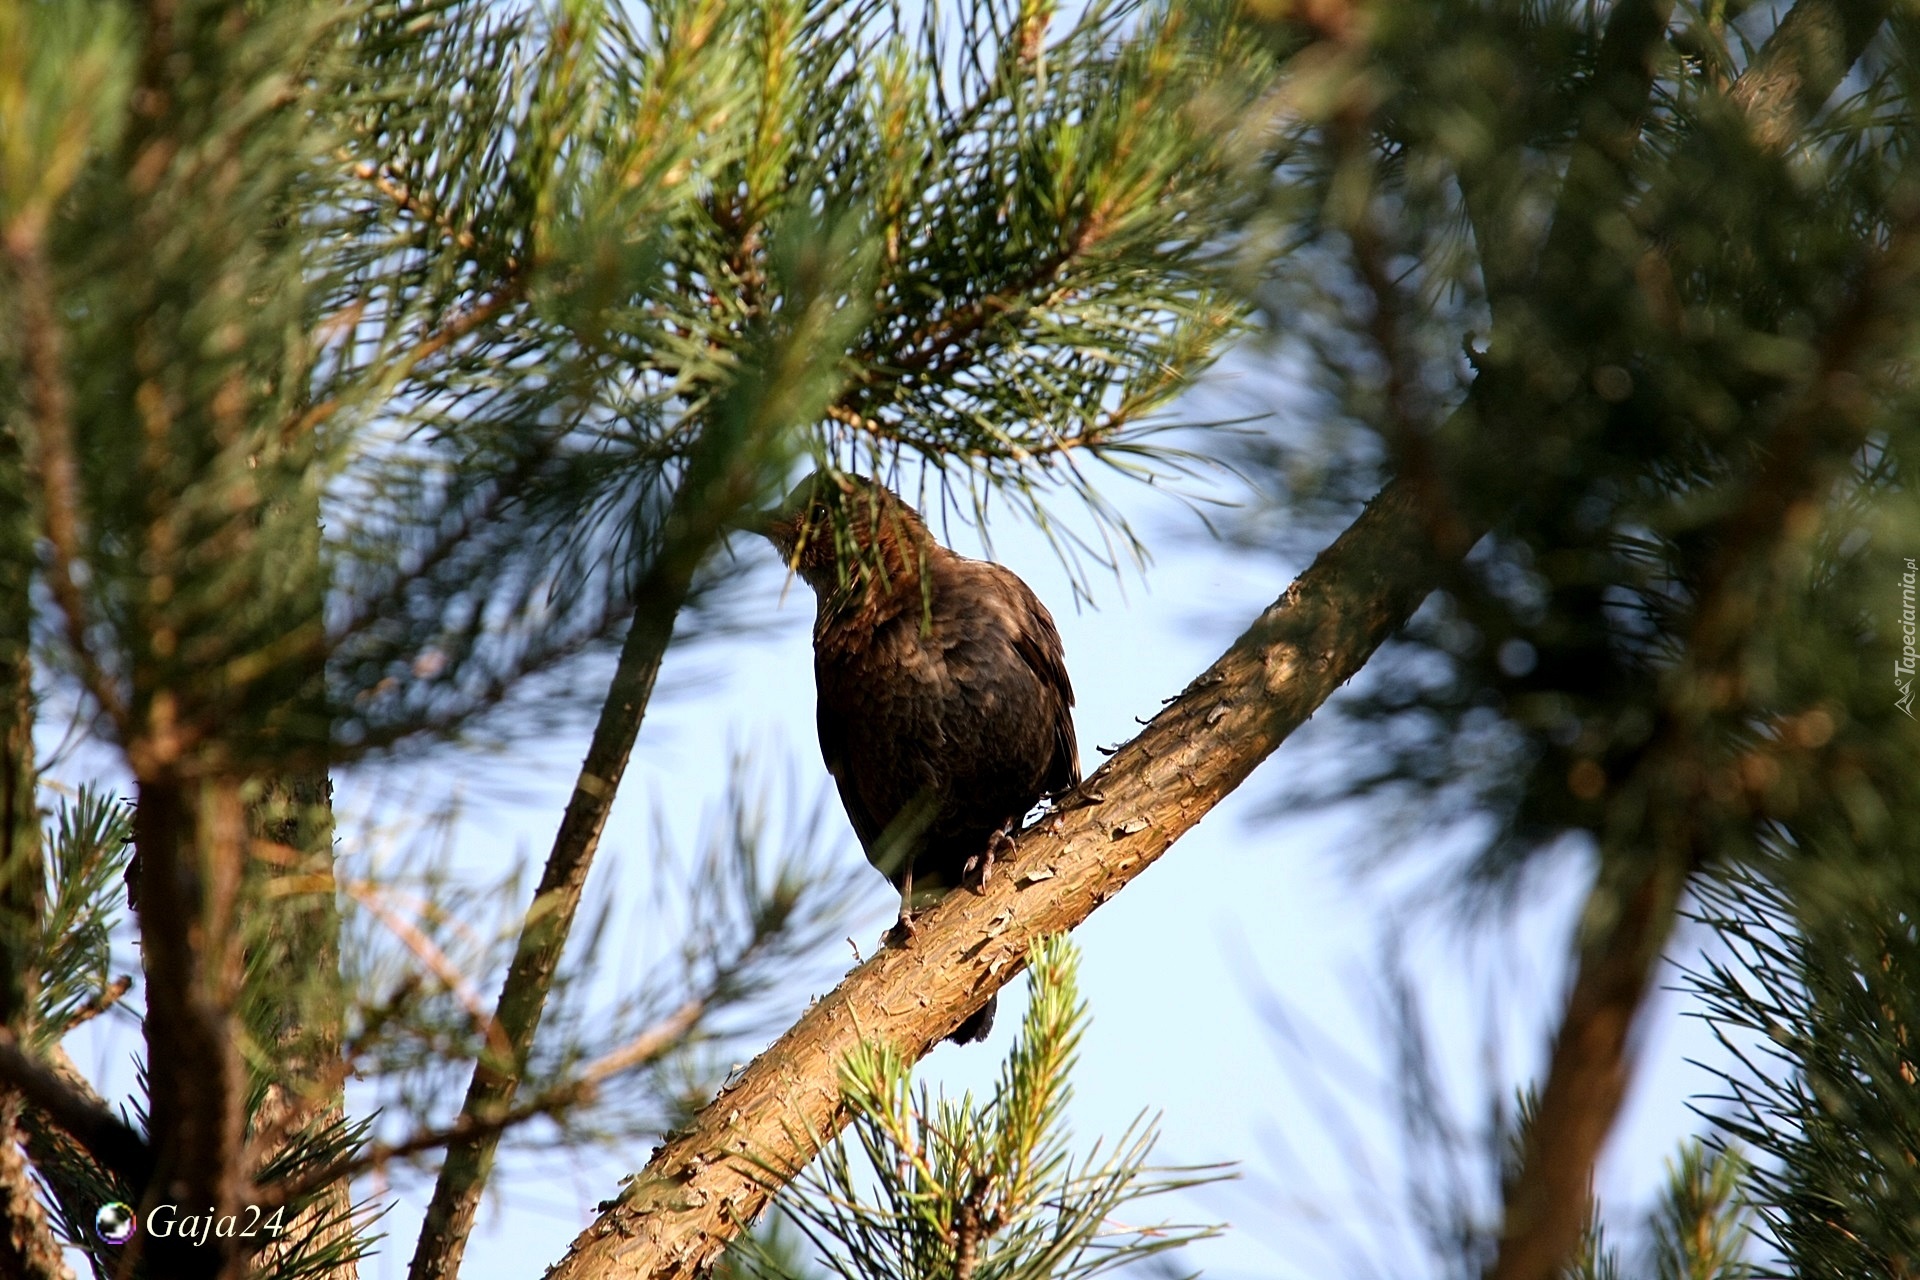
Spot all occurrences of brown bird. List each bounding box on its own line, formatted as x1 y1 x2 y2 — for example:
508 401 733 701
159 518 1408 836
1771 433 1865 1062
757 470 1079 1043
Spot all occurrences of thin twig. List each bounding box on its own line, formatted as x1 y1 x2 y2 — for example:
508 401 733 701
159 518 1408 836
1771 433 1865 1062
576 998 707 1087
283 282 523 441
258 997 705 1213
0 223 129 730
61 976 133 1033
344 880 509 1061
344 154 484 259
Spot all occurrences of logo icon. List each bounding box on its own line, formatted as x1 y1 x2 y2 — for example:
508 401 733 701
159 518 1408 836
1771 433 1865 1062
94 1202 135 1245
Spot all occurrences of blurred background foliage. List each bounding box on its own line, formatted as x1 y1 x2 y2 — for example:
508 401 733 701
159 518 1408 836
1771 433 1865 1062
1227 1 1920 1277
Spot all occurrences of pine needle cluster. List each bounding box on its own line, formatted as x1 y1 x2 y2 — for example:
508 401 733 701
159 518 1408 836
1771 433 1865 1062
1688 862 1920 1279
734 936 1224 1280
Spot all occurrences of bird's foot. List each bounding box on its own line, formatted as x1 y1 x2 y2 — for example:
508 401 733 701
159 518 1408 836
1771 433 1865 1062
1054 782 1105 812
965 824 1018 892
884 909 921 947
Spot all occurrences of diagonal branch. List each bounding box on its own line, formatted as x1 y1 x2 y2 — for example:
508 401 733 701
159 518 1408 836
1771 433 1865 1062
0 1031 151 1192
405 546 694 1280
1729 0 1893 153
544 472 1458 1280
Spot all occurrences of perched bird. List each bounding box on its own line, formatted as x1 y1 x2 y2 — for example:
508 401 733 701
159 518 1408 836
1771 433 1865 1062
756 470 1079 1044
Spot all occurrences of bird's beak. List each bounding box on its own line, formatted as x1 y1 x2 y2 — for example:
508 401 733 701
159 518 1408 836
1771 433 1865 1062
730 506 804 572
728 506 782 539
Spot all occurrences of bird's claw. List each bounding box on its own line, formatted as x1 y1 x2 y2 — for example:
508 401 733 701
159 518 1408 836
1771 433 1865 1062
966 825 1017 892
1054 783 1105 812
884 910 921 946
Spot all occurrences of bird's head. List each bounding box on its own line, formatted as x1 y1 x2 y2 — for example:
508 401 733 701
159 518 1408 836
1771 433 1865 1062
753 470 936 605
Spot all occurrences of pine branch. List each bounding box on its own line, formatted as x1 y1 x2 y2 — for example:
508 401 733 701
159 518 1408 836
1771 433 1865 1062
405 556 692 1280
0 367 37 1044
747 936 1222 1280
1456 3 1908 1275
1466 5 1684 1276
0 1030 150 1191
1729 0 1893 153
13 1041 124 1256
1493 855 1688 1280
1686 865 1920 1273
403 460 697 1271
407 293 841 1279
130 776 253 1280
1648 1141 1752 1280
245 773 360 1280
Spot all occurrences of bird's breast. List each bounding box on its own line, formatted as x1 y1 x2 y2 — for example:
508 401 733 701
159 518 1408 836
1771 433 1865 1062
818 611 1051 782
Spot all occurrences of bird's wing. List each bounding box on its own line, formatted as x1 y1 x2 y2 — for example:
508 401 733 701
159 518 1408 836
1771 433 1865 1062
815 683 888 853
983 563 1080 793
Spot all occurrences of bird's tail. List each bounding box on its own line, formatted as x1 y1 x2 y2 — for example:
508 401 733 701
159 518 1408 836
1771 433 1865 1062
947 993 997 1045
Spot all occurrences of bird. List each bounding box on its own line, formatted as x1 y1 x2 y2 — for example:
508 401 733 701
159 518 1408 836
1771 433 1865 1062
754 469 1079 1044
